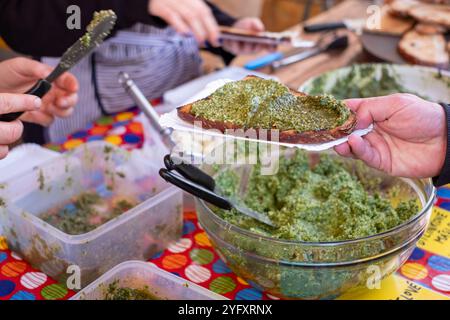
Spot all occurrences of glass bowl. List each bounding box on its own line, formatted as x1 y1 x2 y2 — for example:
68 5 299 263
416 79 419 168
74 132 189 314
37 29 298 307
196 150 435 299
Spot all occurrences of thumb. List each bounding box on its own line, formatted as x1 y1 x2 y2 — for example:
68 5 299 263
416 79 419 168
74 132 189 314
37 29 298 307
0 93 42 115
248 18 265 32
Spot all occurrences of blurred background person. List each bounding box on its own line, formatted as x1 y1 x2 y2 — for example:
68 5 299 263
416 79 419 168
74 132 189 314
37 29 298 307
0 0 272 143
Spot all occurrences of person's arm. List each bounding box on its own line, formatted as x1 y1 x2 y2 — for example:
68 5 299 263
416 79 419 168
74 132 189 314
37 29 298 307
0 0 165 57
433 103 450 186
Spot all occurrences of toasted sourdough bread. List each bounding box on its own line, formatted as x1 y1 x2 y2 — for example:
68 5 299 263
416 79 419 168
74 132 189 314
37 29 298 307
389 0 421 17
408 3 450 28
398 30 449 68
177 76 357 144
414 23 447 34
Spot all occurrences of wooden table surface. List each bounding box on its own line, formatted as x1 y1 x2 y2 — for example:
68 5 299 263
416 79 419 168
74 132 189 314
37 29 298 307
233 0 373 89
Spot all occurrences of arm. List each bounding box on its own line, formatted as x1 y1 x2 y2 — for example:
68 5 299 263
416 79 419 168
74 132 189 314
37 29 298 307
0 0 165 56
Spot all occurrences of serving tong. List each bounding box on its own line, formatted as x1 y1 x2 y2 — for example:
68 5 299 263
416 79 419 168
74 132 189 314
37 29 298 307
159 155 276 228
0 10 117 122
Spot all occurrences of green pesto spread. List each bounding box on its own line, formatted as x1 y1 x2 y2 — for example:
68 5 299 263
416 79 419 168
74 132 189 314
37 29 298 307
40 191 136 235
104 281 157 300
215 150 418 242
190 78 350 132
308 64 425 100
80 10 115 47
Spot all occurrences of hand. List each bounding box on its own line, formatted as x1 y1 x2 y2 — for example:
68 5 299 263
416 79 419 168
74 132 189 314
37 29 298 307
149 0 220 46
222 18 276 55
0 93 42 159
0 57 78 126
334 94 447 178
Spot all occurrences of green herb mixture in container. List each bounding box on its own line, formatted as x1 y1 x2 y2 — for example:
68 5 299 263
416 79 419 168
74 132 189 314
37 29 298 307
0 142 183 287
196 147 435 299
300 63 450 102
72 261 225 300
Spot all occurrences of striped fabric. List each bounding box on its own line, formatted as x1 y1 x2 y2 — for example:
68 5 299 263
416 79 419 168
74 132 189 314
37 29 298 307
43 24 202 143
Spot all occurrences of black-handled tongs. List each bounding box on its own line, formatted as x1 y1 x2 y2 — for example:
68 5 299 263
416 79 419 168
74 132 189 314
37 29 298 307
159 155 276 227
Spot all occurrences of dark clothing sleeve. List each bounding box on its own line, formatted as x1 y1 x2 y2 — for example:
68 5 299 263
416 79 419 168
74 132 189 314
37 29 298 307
204 2 236 64
433 103 450 187
207 1 236 27
0 0 166 56
0 0 236 58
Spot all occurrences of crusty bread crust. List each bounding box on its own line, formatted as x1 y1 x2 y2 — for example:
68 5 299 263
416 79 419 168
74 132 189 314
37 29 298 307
177 76 357 144
408 3 450 28
414 23 447 34
398 30 449 68
389 0 420 17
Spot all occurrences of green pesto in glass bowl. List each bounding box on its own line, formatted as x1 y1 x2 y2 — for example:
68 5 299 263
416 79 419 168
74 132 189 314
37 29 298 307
196 148 435 299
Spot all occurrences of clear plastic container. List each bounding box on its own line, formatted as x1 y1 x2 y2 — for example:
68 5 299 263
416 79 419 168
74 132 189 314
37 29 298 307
71 261 226 300
0 142 183 288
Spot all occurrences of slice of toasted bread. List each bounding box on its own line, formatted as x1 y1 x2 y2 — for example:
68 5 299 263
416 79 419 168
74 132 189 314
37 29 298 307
415 22 447 34
408 3 450 28
398 30 449 68
177 76 357 144
389 0 421 17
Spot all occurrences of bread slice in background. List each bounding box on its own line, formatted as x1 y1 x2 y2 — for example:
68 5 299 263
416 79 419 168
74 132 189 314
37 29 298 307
389 0 421 17
398 30 449 68
414 23 447 34
177 76 357 144
365 5 415 36
408 3 450 28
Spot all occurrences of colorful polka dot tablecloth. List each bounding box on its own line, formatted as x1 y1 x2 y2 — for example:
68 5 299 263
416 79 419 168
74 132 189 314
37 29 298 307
1 109 450 300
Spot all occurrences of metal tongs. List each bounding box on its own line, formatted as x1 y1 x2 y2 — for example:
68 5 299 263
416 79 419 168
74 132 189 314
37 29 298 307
0 10 117 122
159 155 276 228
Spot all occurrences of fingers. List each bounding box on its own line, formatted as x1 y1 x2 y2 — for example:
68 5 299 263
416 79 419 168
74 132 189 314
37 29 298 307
44 103 75 118
347 134 378 165
246 18 265 32
335 133 386 172
149 0 219 45
0 145 9 160
54 72 79 94
180 2 218 45
20 111 55 127
0 93 41 115
55 93 78 110
3 57 51 80
334 142 353 158
0 120 23 145
344 94 412 130
202 12 220 46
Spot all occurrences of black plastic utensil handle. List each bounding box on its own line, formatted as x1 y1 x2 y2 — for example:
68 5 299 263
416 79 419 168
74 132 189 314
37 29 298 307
326 35 349 50
303 22 346 33
159 168 232 211
164 155 216 191
0 79 52 122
